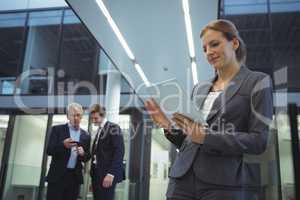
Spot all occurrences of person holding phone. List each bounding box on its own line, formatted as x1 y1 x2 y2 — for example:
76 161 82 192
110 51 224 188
46 102 91 200
145 19 273 200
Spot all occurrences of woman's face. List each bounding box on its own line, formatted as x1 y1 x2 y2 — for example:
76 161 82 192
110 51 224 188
201 29 238 70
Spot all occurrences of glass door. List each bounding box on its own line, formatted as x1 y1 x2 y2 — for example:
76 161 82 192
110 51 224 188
2 115 48 200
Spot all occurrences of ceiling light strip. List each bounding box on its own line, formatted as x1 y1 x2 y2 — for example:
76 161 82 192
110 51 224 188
182 0 195 58
95 0 135 60
95 0 151 86
191 61 198 85
134 63 151 87
182 0 198 85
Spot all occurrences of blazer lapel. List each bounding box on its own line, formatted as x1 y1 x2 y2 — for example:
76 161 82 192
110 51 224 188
79 129 85 143
192 78 215 110
100 121 109 139
64 123 71 138
206 66 250 122
95 121 109 148
64 124 71 155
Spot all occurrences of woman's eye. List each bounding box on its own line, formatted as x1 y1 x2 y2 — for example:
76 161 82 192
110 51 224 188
211 42 219 47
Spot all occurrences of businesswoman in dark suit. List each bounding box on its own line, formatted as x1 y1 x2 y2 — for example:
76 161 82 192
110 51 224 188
145 19 273 200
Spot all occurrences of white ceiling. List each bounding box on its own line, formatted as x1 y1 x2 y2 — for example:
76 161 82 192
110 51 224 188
65 0 218 97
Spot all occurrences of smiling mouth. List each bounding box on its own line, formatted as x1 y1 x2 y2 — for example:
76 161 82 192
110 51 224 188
210 57 219 64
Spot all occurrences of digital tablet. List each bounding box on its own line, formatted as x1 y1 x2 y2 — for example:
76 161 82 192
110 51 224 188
145 79 206 124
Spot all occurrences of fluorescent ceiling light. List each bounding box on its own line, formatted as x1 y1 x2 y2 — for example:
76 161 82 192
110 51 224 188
134 63 151 87
182 0 195 58
191 61 198 85
95 0 110 19
95 0 151 86
95 0 135 60
182 0 198 85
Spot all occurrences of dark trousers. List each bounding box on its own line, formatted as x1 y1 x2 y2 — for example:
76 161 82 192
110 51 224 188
91 176 116 200
166 167 261 200
47 170 80 200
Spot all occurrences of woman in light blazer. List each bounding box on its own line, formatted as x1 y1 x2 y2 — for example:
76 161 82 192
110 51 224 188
145 19 273 200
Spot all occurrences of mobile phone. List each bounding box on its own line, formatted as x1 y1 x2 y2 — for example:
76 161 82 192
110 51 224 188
70 141 81 146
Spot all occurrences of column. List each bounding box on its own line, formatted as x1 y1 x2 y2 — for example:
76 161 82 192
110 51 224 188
105 68 121 123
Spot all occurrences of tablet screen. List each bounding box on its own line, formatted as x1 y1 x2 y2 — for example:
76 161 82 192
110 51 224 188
146 79 205 124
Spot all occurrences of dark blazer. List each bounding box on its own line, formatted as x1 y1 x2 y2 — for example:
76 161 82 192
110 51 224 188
166 66 273 187
91 121 125 183
46 123 91 184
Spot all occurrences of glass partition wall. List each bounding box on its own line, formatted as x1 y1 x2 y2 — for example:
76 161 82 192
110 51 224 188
219 1 300 200
0 13 27 95
0 111 135 200
2 115 49 200
0 115 10 172
0 6 139 200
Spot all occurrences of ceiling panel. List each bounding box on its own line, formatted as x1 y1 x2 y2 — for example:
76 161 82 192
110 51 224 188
65 0 218 97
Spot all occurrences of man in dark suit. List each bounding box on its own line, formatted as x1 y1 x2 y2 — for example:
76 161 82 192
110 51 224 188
89 104 125 200
46 102 91 200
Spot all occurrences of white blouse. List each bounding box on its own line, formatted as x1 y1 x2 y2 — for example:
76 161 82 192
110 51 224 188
202 91 222 121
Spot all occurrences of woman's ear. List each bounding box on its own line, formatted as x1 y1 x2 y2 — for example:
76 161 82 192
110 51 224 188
232 37 239 51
